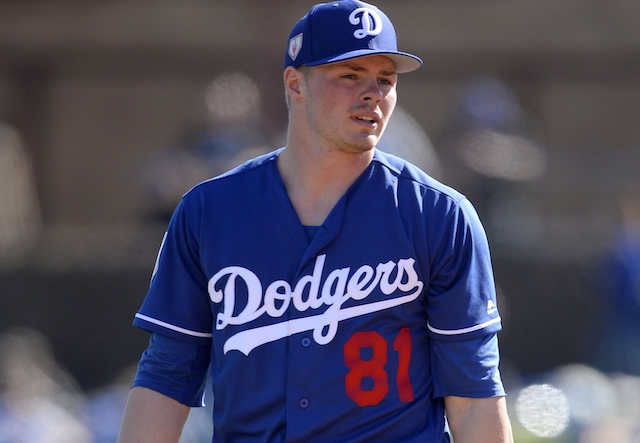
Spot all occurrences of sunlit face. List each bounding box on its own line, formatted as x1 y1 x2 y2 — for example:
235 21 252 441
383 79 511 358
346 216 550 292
300 55 398 155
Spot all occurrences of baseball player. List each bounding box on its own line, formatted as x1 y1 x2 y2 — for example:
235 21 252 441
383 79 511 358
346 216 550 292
117 1 513 442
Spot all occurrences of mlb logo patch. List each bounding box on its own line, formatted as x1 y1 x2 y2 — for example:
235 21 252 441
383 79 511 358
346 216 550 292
487 299 497 315
288 33 303 61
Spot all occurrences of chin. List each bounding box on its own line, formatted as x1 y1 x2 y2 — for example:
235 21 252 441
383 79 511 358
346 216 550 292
338 140 376 155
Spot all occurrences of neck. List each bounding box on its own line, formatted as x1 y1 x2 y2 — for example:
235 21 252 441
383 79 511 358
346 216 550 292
277 142 373 226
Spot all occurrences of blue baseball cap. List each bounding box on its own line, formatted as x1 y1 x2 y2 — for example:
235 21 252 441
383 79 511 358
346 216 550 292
285 1 423 73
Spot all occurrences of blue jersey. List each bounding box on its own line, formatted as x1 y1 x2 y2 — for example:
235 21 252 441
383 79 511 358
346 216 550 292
133 148 504 443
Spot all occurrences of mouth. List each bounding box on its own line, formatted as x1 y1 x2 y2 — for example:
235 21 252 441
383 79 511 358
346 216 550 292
353 112 381 127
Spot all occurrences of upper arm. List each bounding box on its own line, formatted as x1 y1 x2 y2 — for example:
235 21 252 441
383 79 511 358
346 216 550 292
117 386 191 443
425 197 502 342
444 396 513 443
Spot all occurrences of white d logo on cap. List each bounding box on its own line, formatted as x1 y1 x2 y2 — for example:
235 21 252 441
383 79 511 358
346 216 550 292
349 8 383 39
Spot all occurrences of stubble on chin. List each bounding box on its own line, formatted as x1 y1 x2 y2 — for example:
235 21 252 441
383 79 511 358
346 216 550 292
333 139 377 156
331 122 386 155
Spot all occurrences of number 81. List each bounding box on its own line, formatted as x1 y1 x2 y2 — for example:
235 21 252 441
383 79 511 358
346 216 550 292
343 328 414 407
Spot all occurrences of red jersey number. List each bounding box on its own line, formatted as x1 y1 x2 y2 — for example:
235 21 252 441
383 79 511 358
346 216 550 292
344 328 415 407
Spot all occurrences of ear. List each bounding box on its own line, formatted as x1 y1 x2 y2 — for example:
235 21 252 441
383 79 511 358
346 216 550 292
284 66 305 103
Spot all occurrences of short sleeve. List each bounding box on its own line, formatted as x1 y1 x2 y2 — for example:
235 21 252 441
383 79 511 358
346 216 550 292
425 197 502 341
133 196 213 345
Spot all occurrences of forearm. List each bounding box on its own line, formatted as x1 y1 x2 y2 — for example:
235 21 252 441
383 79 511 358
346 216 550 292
445 396 513 443
117 386 191 443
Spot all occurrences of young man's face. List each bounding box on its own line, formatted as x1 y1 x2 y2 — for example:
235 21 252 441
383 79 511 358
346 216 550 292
301 55 398 155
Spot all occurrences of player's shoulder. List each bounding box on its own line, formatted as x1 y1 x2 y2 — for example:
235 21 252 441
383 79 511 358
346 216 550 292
373 149 486 240
373 148 466 204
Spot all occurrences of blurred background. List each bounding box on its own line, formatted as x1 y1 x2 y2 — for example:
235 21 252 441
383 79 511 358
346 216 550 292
0 0 639 441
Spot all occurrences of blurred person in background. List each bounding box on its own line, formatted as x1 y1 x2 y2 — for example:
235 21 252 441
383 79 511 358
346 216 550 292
0 328 91 443
0 80 42 267
137 72 270 223
590 189 640 376
82 365 137 443
434 75 546 256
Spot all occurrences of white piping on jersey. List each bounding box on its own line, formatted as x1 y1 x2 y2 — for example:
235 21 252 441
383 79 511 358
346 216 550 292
134 313 213 338
427 316 501 336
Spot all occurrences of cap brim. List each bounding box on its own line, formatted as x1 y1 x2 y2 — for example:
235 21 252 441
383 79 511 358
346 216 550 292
306 49 423 73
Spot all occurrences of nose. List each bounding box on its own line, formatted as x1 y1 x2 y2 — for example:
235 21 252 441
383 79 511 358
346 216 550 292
360 79 383 103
